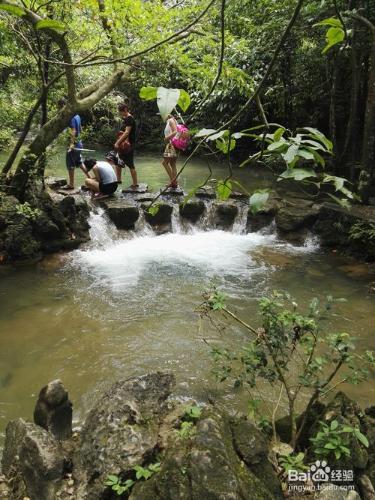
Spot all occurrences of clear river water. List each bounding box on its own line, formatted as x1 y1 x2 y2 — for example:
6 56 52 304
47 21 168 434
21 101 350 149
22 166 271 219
0 150 374 446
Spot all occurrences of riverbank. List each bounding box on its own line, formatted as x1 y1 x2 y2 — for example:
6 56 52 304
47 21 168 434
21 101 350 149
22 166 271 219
1 374 374 499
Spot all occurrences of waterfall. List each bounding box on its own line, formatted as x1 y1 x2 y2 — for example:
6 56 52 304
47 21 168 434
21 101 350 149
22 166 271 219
88 207 118 247
232 203 249 234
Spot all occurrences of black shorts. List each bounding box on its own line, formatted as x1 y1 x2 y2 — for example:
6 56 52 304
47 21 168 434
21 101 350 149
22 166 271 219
118 150 135 169
66 149 82 170
99 182 118 195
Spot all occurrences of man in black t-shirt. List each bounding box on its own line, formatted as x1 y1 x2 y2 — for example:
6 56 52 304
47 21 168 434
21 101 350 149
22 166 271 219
114 103 139 187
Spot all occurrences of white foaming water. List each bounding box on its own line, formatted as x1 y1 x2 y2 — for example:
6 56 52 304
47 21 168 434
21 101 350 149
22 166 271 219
74 230 277 292
87 207 118 247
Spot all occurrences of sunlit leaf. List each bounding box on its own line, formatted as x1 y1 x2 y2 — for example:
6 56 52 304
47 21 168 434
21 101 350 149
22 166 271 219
139 86 157 100
35 19 66 32
177 89 191 112
249 189 270 214
322 26 345 54
216 180 232 200
156 87 180 121
0 3 25 16
279 168 316 181
314 17 343 28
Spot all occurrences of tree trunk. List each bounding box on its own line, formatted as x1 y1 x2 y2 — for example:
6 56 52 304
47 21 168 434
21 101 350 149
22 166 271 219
361 36 375 178
10 69 125 198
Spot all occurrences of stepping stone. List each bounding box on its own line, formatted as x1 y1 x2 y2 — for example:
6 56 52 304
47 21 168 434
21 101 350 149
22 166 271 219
45 177 67 190
122 183 148 194
230 191 249 200
195 187 216 199
57 188 81 196
161 186 185 196
135 193 156 202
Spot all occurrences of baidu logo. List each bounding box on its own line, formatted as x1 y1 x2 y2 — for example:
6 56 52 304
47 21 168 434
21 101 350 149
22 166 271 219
288 460 354 493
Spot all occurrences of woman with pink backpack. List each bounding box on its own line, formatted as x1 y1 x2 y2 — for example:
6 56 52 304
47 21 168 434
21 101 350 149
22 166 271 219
162 113 190 190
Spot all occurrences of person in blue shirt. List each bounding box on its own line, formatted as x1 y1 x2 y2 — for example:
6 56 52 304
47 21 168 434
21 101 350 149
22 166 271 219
58 98 87 189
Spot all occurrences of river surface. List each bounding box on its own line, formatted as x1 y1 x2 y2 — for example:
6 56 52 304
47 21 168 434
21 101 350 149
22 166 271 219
0 151 375 446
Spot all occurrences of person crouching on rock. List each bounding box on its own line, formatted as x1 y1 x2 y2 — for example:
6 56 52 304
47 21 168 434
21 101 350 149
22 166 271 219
83 158 118 199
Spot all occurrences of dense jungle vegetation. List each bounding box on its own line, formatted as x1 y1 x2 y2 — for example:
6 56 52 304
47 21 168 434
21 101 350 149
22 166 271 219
0 0 375 201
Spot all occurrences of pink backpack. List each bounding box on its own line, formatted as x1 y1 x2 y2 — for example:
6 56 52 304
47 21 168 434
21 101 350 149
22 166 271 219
171 124 190 151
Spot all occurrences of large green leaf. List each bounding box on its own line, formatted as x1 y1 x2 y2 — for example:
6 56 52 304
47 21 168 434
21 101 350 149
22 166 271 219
216 136 236 154
273 127 285 141
279 168 317 181
35 19 66 32
282 144 299 165
156 87 180 121
139 86 157 100
323 174 346 191
249 189 270 214
216 180 232 200
267 139 288 151
297 148 315 160
322 26 345 54
0 3 25 16
177 89 191 112
195 128 217 138
302 127 333 151
315 17 343 28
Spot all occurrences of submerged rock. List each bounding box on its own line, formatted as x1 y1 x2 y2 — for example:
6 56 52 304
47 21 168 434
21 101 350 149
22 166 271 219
179 200 206 222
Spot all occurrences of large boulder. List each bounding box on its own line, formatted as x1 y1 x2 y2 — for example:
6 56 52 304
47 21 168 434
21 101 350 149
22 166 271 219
103 200 140 229
144 202 173 226
2 419 65 500
314 203 375 260
179 200 206 222
213 202 239 229
33 379 73 441
75 372 175 498
275 203 320 233
131 410 281 500
247 199 280 232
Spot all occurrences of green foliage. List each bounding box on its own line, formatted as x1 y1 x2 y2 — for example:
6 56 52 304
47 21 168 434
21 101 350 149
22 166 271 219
205 288 226 310
314 17 345 54
147 204 160 216
184 404 202 421
139 86 191 120
310 420 369 462
249 189 270 214
216 180 232 200
16 202 41 220
35 19 66 32
104 475 135 496
176 421 196 440
349 222 375 244
104 461 161 496
0 3 25 17
279 452 308 473
201 290 375 448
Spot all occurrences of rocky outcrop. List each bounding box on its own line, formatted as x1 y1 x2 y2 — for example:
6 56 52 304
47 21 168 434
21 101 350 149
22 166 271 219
275 201 321 233
2 419 66 500
179 200 205 222
213 202 239 229
1 373 284 500
144 202 173 226
101 200 140 230
0 183 90 263
33 379 73 441
314 203 375 261
247 199 280 232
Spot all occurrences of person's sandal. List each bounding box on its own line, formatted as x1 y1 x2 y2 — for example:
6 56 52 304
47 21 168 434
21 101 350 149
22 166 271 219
61 185 75 190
